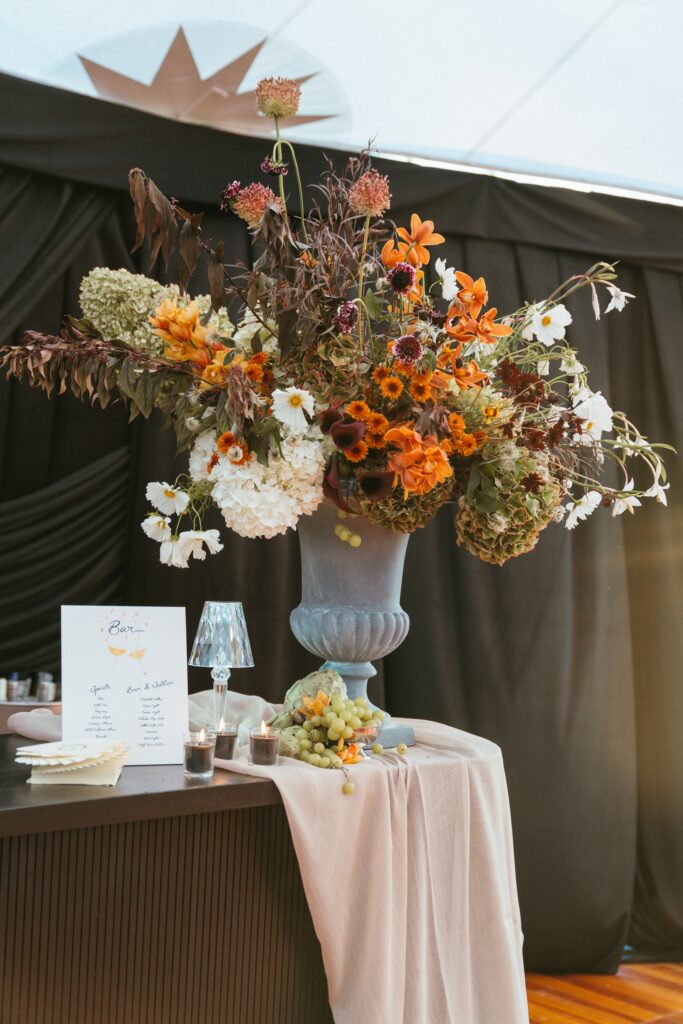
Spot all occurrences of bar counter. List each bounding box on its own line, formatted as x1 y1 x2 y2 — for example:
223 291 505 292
0 734 334 1024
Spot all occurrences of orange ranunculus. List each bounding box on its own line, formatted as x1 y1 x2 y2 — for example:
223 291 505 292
396 214 445 265
436 343 488 391
385 426 453 498
301 690 330 719
454 272 488 318
151 300 211 363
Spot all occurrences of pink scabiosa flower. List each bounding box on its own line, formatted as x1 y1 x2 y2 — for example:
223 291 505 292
391 334 424 364
256 77 301 119
333 301 359 332
232 183 283 228
219 180 241 212
387 261 417 293
349 170 392 218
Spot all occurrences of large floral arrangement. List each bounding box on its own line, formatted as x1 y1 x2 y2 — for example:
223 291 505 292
2 76 670 568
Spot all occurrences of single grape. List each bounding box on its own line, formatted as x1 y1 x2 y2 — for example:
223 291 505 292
324 710 336 726
319 757 330 769
338 527 351 542
327 728 340 742
303 720 312 731
295 728 307 739
353 697 366 706
361 709 372 721
396 743 408 755
309 753 322 766
343 781 355 795
349 716 362 730
311 714 323 726
349 534 362 548
314 742 325 754
375 710 386 721
332 717 345 733
372 743 383 754
310 728 323 742
299 738 312 751
343 725 354 739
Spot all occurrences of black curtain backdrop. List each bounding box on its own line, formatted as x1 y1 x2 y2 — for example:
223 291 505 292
0 74 682 973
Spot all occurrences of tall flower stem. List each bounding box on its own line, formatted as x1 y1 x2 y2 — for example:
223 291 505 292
279 140 308 244
273 118 288 216
356 214 371 352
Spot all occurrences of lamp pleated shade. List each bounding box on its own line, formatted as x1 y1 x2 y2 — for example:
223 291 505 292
188 601 254 668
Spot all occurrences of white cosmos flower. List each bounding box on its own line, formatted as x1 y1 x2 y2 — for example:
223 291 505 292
605 284 635 314
434 257 458 301
146 481 190 515
141 514 171 542
178 530 224 561
572 389 613 442
271 387 315 434
526 304 573 347
614 434 649 457
565 490 602 530
560 352 585 374
612 479 642 516
159 538 191 569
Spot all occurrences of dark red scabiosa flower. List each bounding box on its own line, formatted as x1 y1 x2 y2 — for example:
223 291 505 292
521 472 543 494
320 408 345 434
261 156 289 177
330 418 367 451
333 301 359 333
220 181 241 212
359 470 395 502
601 492 616 508
387 261 417 293
391 334 424 364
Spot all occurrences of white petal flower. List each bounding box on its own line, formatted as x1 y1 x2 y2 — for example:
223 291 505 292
178 530 224 561
434 257 458 302
560 352 585 374
159 538 191 568
528 304 573 347
604 284 635 314
521 303 543 341
612 479 642 516
271 387 315 434
146 481 190 515
537 358 550 376
645 480 669 505
565 490 602 530
141 514 171 542
572 389 613 442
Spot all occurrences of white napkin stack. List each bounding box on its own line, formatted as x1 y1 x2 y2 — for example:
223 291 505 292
16 739 129 786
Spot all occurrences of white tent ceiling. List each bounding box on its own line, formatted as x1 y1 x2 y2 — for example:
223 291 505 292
1 0 681 201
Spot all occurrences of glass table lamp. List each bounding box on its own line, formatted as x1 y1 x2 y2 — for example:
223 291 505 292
189 601 254 728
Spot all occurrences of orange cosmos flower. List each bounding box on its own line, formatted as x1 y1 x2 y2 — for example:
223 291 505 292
409 379 432 402
379 375 404 400
346 400 371 421
455 433 478 457
366 412 389 433
396 214 445 265
385 427 453 498
345 440 369 463
455 272 488 318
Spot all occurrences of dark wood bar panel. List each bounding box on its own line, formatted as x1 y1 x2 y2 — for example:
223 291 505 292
0 737 334 1024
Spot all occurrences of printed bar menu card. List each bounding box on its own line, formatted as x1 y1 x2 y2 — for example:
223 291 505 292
61 606 189 765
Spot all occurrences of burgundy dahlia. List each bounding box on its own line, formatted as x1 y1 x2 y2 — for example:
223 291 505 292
220 181 241 211
391 334 424 364
387 261 416 293
333 301 359 333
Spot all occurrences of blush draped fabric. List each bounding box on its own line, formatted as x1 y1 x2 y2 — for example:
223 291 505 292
0 73 682 971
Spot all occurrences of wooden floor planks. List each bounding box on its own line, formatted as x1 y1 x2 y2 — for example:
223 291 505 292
527 963 683 1024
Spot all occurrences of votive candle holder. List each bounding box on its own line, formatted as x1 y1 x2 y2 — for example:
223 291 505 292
183 729 216 779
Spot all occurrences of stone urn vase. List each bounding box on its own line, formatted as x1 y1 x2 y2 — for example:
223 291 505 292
290 500 415 747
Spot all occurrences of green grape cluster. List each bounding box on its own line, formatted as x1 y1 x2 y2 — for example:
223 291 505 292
294 694 385 769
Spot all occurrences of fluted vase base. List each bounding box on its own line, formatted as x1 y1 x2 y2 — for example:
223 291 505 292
321 660 416 748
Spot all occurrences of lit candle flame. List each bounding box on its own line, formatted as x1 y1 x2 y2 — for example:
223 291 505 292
260 720 269 737
198 728 206 743
218 718 225 732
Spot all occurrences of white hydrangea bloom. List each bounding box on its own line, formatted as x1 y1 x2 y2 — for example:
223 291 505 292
202 430 324 539
233 309 279 358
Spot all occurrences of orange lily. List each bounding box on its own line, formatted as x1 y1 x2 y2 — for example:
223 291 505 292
437 343 488 391
454 271 488 318
445 308 512 346
385 426 453 498
381 239 413 268
301 690 331 719
338 742 363 764
396 214 445 265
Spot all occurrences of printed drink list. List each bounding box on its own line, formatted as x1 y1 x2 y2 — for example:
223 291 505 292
61 606 189 765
